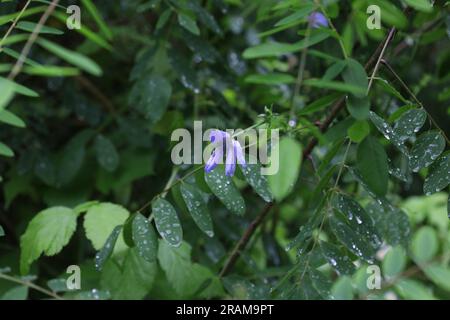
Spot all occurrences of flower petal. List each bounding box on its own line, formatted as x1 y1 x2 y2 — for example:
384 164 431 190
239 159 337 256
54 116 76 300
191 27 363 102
233 140 246 167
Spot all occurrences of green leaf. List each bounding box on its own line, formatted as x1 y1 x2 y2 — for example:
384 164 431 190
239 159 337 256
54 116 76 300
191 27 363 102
129 75 172 123
1 286 28 300
357 135 389 197
330 216 376 263
268 137 302 202
372 0 408 29
95 225 122 271
205 165 246 215
299 93 342 115
243 30 330 59
348 120 370 143
303 79 366 96
81 0 113 39
393 108 427 141
0 77 14 110
177 13 200 35
334 194 382 250
411 226 438 263
180 183 214 237
323 60 347 81
382 246 407 278
346 95 370 120
0 141 14 157
342 58 368 98
36 38 102 76
409 131 445 172
94 135 119 172
404 0 433 12
244 73 295 85
83 202 129 251
20 207 79 274
0 225 4 237
331 276 353 300
274 4 314 26
320 241 355 276
0 109 26 128
152 198 183 247
395 279 436 300
157 240 223 298
16 21 63 35
423 263 450 291
369 111 409 155
101 248 157 299
132 213 158 262
241 160 273 202
424 152 450 195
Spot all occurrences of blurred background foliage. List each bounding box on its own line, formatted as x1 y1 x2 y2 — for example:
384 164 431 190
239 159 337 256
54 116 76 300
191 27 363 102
0 0 449 300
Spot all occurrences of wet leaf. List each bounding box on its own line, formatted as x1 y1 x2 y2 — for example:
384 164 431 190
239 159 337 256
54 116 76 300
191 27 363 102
393 108 427 141
132 213 158 262
320 241 355 276
241 161 273 202
423 152 450 195
152 198 183 247
205 165 246 215
180 183 214 237
409 130 445 172
369 111 409 155
95 225 122 271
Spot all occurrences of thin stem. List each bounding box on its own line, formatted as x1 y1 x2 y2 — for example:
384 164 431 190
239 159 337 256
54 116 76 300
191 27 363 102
0 273 64 300
316 1 348 59
8 0 60 80
367 27 396 93
0 0 32 52
381 59 450 145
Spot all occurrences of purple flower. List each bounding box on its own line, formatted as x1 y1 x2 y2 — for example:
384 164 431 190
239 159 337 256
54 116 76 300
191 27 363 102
205 129 246 176
308 12 328 29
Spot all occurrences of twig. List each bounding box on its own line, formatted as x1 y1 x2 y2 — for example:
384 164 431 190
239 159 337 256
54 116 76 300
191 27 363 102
380 59 450 145
8 0 60 80
0 273 64 300
302 23 399 160
0 0 32 52
219 202 274 278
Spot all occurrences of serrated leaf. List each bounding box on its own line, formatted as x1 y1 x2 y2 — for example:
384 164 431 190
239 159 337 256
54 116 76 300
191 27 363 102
320 241 355 276
83 202 129 251
241 161 273 202
94 135 119 172
180 183 214 237
357 135 389 197
424 152 450 195
95 225 122 271
132 213 158 262
152 198 183 247
342 58 368 98
369 111 409 155
409 131 445 172
411 226 438 264
382 246 407 278
205 165 246 215
100 247 157 299
393 109 427 141
20 207 78 274
268 137 302 202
